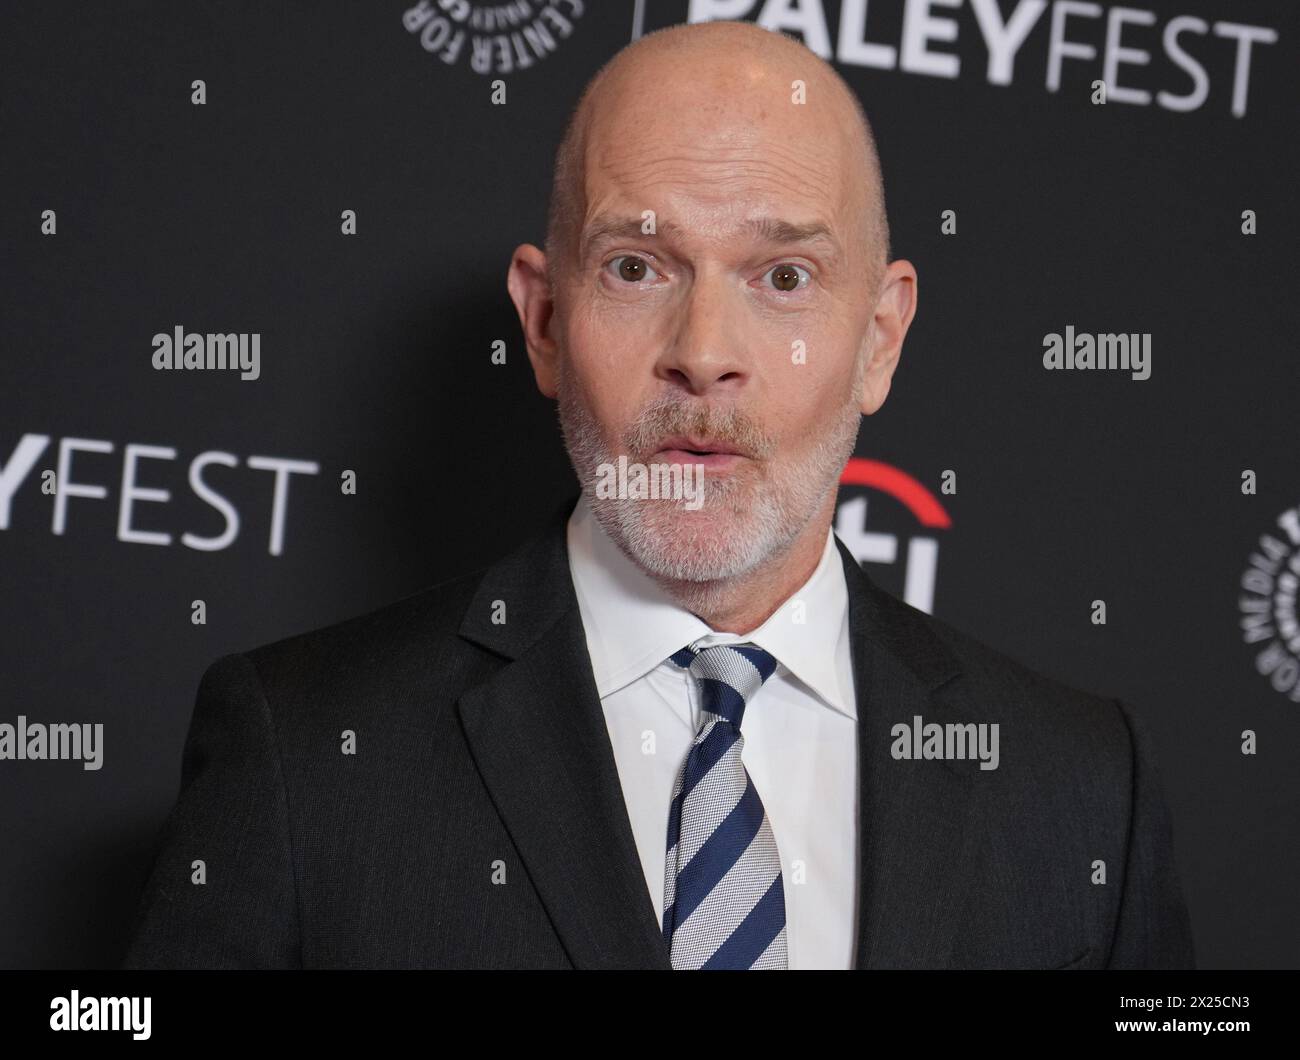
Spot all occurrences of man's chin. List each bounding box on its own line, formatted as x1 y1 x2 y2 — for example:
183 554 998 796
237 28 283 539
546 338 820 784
592 497 774 583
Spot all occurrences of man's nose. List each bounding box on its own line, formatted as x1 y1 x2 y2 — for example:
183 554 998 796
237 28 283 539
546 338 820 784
656 270 751 396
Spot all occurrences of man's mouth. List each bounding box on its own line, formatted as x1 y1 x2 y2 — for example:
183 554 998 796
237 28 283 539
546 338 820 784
654 435 746 458
650 436 750 470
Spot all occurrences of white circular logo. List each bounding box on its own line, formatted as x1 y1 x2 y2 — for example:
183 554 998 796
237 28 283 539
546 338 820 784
1238 504 1300 703
402 1 586 74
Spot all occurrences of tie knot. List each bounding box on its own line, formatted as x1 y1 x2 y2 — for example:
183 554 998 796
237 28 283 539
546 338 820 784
668 642 778 730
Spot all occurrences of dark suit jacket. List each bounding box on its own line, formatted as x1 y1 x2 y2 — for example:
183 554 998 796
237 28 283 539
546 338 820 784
123 493 1195 969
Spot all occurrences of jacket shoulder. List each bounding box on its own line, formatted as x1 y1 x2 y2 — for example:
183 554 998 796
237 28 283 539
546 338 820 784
252 566 483 664
880 587 1131 747
228 565 493 734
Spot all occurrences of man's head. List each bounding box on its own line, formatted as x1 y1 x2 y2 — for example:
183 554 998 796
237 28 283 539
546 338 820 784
508 20 916 588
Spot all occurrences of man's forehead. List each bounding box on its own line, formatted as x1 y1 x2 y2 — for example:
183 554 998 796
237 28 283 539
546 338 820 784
572 111 858 261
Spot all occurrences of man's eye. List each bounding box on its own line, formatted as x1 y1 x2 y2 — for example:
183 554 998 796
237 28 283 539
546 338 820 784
764 262 811 292
606 255 660 283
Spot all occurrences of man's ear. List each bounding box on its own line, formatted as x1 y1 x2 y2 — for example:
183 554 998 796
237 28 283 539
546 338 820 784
506 243 559 398
859 259 918 415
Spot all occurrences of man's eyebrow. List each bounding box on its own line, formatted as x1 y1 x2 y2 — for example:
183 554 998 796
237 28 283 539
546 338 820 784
741 217 839 252
579 213 842 261
579 215 681 259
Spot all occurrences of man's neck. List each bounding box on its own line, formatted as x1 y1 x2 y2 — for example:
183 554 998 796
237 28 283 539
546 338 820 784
645 494 837 635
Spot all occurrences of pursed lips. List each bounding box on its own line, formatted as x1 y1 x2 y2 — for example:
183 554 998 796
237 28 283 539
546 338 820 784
652 436 749 469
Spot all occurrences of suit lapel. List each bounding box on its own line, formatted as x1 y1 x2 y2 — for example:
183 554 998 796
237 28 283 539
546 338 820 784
836 537 986 969
453 498 984 970
455 495 671 969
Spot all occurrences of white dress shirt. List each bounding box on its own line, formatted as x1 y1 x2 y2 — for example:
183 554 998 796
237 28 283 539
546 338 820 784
565 492 860 969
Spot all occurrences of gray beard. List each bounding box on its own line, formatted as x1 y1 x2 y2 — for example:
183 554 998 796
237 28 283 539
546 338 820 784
554 353 866 598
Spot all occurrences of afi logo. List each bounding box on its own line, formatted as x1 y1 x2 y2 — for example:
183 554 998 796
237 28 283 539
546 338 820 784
835 457 952 614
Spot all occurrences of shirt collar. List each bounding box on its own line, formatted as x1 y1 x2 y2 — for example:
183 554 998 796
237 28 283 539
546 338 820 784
566 493 855 720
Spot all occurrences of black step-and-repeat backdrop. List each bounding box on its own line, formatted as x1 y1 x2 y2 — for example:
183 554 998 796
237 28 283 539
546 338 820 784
1 1 1295 969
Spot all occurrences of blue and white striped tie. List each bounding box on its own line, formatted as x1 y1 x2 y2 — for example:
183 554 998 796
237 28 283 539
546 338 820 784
662 642 787 969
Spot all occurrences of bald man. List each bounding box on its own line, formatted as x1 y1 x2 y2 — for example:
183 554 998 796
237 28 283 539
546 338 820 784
123 21 1194 970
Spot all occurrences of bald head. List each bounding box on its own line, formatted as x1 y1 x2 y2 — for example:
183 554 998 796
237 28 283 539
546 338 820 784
543 20 891 297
